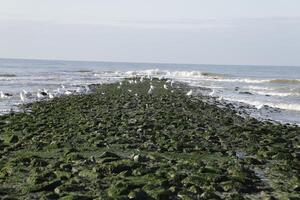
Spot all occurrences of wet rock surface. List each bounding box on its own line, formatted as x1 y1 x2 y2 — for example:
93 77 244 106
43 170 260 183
0 78 299 199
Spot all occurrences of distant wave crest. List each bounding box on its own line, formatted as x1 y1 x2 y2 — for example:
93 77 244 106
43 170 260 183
269 79 300 84
224 97 300 111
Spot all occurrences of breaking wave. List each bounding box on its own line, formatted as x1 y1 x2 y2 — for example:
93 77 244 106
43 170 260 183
224 97 300 111
94 69 300 86
251 91 300 97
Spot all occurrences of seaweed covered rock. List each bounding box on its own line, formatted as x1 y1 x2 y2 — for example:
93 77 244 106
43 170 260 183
0 78 299 199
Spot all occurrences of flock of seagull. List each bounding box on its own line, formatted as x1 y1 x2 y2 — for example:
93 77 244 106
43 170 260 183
0 77 199 105
123 76 194 97
0 85 91 102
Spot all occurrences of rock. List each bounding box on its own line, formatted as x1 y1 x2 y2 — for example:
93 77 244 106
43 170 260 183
200 191 221 200
239 91 253 95
244 156 264 165
107 181 131 198
29 180 62 192
128 189 149 199
8 135 19 143
60 194 93 200
99 151 121 159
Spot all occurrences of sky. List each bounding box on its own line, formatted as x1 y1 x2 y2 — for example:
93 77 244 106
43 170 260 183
0 0 300 66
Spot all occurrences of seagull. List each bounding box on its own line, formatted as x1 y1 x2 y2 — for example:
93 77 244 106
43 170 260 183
128 80 134 84
163 84 168 90
140 77 144 82
218 96 224 101
170 80 174 87
148 85 154 95
22 89 31 96
20 92 26 102
119 82 123 86
128 89 132 93
48 93 54 99
186 90 193 96
76 86 88 93
0 91 12 98
37 90 48 99
209 89 215 96
85 85 90 93
20 90 32 102
65 90 73 95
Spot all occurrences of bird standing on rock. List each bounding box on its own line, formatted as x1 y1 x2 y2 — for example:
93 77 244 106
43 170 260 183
163 84 168 90
186 90 193 96
37 90 48 99
20 90 32 102
209 89 215 96
0 91 12 98
148 85 154 95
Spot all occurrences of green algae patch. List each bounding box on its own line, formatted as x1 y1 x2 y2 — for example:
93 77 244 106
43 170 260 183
0 78 299 199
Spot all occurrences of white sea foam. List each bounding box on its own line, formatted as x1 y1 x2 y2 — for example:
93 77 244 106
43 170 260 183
224 97 300 111
252 90 299 97
246 85 274 91
94 69 300 87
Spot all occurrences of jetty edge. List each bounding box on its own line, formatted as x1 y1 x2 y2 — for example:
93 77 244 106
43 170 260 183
0 78 299 199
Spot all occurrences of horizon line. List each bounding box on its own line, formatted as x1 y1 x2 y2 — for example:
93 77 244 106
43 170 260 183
0 57 299 68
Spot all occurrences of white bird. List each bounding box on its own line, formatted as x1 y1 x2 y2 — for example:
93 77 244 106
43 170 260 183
20 92 26 102
140 77 144 82
76 87 85 93
163 84 168 90
218 96 223 101
209 89 215 96
65 90 73 95
37 89 48 99
128 80 133 84
186 90 193 96
48 93 54 99
119 82 123 86
148 85 154 95
22 89 30 95
128 89 132 93
171 80 174 87
20 90 32 101
85 85 90 93
0 91 12 98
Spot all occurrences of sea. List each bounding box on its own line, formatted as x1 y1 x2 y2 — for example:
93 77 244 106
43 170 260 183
0 58 299 125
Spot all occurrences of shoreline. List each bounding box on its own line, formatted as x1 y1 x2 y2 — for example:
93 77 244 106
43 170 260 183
0 78 299 199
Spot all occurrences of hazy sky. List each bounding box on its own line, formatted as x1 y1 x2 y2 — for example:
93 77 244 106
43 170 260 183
0 0 300 66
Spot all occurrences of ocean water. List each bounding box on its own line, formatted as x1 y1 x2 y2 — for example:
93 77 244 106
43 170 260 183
0 58 299 124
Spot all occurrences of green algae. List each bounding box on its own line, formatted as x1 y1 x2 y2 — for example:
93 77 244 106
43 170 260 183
0 78 299 199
